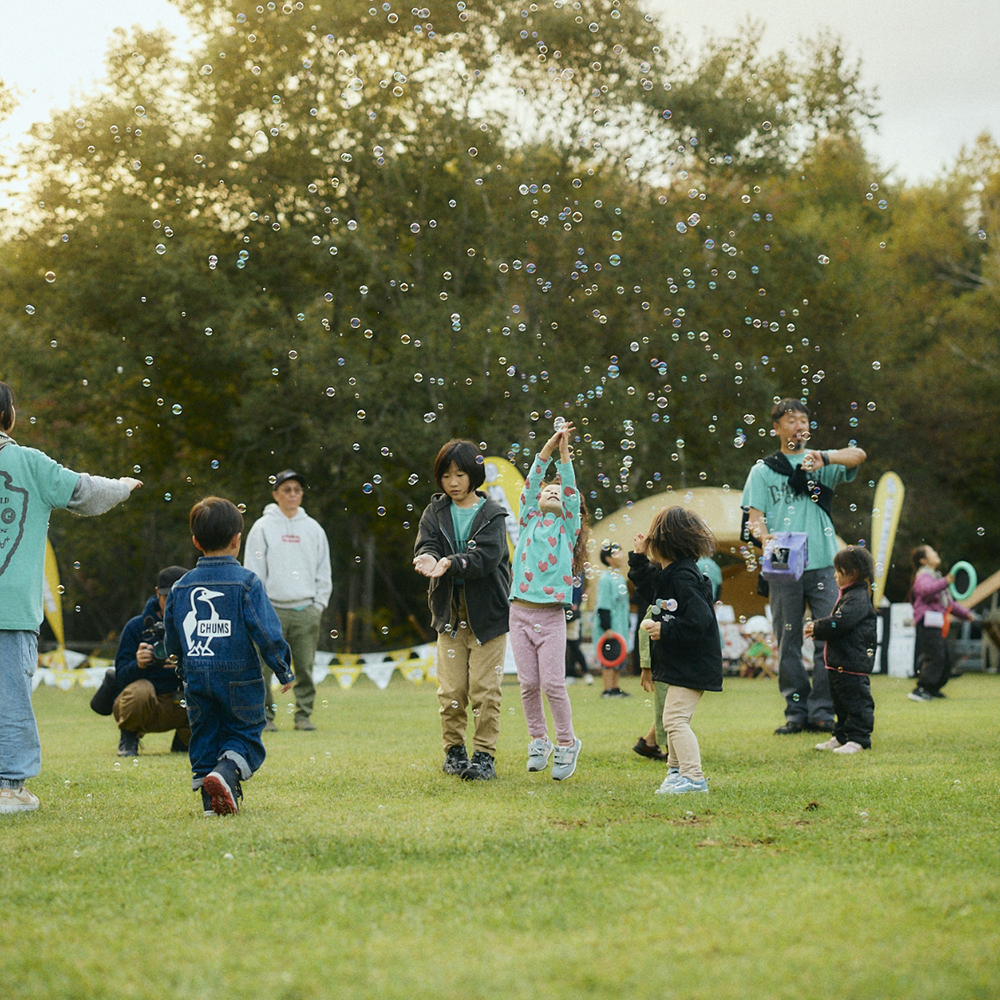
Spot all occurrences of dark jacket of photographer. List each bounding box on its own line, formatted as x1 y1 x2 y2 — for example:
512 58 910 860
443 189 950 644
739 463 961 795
114 596 184 697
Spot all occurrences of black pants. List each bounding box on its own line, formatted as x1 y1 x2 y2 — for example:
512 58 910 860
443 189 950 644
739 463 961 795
828 670 875 749
565 638 588 678
916 624 951 693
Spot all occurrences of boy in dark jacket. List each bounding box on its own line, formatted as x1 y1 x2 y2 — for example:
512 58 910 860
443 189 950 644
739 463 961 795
165 497 293 816
805 545 878 754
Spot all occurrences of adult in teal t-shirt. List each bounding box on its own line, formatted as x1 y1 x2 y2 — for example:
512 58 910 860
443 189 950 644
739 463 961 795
0 382 142 814
741 398 867 736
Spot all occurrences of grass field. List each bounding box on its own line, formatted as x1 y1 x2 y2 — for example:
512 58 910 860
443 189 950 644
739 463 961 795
3 671 999 1000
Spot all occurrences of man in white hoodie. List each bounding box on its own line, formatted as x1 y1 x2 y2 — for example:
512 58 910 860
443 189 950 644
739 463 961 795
244 470 332 731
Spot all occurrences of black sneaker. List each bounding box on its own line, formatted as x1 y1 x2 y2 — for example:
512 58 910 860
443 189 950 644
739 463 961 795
199 787 216 818
170 732 190 753
117 729 141 756
202 758 243 816
928 689 947 699
442 744 469 775
461 751 497 781
774 721 806 734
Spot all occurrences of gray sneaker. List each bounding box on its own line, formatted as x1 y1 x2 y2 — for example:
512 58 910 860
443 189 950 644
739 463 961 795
654 767 682 794
526 736 554 772
442 744 469 775
551 738 582 781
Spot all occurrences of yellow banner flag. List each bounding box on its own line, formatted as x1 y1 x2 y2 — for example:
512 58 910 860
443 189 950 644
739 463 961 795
331 667 362 689
482 456 525 559
870 472 905 606
42 537 67 669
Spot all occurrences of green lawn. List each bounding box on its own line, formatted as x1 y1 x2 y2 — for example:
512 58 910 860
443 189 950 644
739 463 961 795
3 672 998 1000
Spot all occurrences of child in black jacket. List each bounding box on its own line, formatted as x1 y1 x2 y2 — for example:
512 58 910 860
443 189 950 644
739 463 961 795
629 507 722 796
804 545 878 754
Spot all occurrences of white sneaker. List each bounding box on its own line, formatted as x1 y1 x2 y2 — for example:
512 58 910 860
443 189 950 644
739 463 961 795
654 767 682 794
0 786 40 813
814 736 843 751
551 738 582 781
526 736 554 772
832 741 865 754
662 775 709 795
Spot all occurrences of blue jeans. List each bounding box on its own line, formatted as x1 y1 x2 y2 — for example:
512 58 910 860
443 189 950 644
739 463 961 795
768 567 836 724
184 662 266 790
0 630 42 784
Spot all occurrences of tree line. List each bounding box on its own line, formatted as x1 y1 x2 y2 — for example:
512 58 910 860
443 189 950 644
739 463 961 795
0 0 997 651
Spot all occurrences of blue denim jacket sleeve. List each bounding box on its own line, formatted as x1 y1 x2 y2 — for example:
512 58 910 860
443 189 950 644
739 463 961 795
244 575 293 684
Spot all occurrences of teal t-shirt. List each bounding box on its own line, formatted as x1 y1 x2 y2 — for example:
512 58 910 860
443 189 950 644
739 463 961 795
595 568 631 643
0 440 80 629
697 556 722 597
450 498 484 587
741 452 856 570
450 498 484 551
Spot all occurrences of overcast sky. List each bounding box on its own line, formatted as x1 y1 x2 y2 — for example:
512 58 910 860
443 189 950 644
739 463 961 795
1 0 997 184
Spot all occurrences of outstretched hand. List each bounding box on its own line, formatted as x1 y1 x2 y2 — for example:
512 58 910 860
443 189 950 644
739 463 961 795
541 422 575 461
121 477 143 491
414 553 452 578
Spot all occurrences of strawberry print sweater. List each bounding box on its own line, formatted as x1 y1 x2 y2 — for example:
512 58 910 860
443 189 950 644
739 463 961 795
509 453 581 606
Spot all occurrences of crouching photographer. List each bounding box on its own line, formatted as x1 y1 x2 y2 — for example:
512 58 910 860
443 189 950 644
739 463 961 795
98 566 192 756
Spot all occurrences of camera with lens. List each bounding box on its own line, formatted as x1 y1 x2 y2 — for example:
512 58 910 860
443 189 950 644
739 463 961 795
142 616 168 666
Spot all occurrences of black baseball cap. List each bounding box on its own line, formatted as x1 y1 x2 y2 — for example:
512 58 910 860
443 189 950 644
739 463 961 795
274 469 306 489
156 565 188 595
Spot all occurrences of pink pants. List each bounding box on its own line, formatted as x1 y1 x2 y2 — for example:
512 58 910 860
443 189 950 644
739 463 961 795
509 603 575 745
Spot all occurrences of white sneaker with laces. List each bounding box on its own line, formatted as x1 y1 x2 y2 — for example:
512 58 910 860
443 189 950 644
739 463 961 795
814 736 843 750
832 741 865 754
526 736 554 772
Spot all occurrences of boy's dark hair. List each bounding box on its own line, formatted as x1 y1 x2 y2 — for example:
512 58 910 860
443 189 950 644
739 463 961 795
833 545 876 585
770 398 809 423
433 439 486 491
0 381 14 433
645 506 715 564
599 542 621 566
190 497 244 552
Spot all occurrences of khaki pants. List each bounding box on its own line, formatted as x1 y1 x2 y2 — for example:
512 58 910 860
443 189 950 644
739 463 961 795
113 679 190 743
264 605 321 723
436 592 505 755
662 685 704 780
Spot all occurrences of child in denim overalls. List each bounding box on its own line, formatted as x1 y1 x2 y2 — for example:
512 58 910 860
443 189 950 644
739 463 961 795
166 497 293 816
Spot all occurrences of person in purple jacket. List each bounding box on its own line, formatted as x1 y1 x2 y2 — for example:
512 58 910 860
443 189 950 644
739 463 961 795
907 546 973 702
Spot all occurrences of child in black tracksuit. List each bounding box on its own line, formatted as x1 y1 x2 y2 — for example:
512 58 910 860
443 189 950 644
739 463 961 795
804 546 878 754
